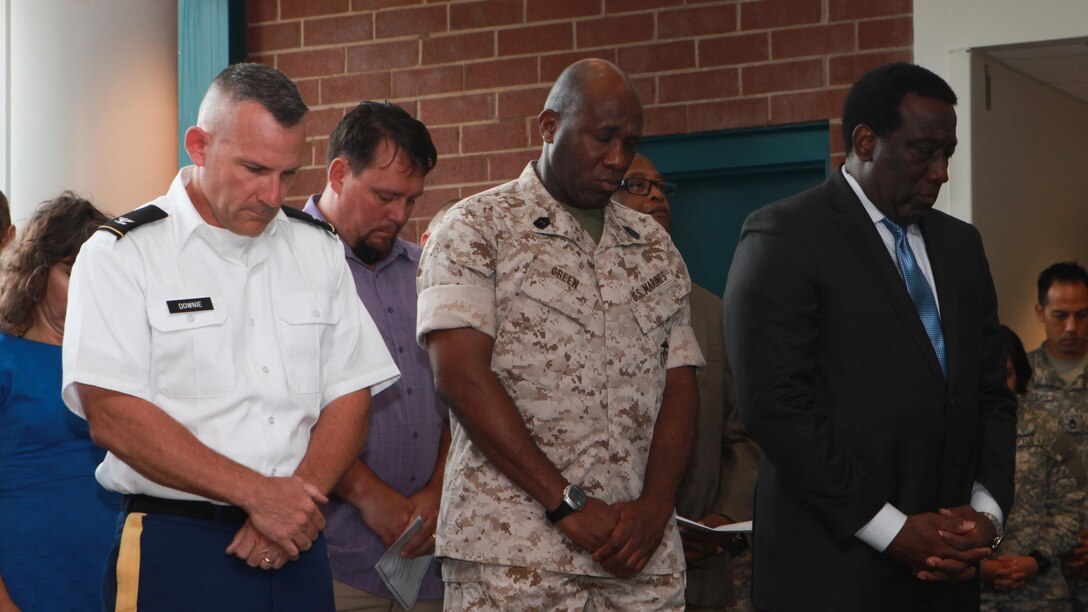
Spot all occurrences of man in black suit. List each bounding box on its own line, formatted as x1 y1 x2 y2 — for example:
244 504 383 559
724 62 1017 610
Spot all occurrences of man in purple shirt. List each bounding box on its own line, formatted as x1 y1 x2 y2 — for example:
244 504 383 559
304 101 447 611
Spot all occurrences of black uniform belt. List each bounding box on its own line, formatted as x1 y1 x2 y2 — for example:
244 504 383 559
123 494 249 524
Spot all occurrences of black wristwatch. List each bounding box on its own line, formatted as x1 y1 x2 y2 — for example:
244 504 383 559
545 484 587 523
1029 550 1052 575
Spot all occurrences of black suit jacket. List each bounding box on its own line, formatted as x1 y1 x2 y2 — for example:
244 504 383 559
724 171 1016 611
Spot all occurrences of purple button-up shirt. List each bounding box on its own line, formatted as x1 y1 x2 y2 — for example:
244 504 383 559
306 196 447 600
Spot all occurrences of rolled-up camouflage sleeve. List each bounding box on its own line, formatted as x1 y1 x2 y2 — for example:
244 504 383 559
665 243 705 371
417 204 497 346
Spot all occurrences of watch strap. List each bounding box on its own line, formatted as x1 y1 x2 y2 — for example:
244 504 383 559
545 499 576 523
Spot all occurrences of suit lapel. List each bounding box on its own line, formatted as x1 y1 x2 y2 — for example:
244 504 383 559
823 172 946 381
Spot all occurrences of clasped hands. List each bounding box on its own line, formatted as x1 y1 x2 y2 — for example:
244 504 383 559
886 506 995 582
224 475 328 571
557 496 673 579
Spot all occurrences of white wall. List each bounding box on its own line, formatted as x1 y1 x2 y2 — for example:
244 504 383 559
968 55 1088 348
0 0 10 199
8 0 177 222
914 0 1088 220
915 0 1088 345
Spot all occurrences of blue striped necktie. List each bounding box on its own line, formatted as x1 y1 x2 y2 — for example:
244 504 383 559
880 218 947 377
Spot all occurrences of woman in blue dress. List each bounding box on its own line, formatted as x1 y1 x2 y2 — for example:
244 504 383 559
0 193 114 610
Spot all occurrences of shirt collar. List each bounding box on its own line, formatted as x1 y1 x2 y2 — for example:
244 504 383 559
516 161 648 251
841 166 887 226
841 166 923 236
170 166 280 260
303 193 415 270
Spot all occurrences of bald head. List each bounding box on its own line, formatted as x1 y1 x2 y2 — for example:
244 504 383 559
197 63 307 131
537 59 644 210
544 58 638 119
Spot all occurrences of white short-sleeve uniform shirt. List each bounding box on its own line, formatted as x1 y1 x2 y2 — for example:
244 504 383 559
62 167 400 502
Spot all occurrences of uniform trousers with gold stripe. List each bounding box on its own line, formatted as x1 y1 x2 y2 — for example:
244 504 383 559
101 509 334 611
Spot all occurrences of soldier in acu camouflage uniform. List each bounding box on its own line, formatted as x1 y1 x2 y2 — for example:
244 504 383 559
1025 262 1088 609
981 327 1084 611
416 58 703 610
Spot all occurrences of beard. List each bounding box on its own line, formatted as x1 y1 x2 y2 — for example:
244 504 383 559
351 235 395 265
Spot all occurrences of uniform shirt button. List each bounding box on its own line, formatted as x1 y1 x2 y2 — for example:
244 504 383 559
398 346 404 353
313 310 320 317
412 431 419 439
409 475 416 483
187 314 195 322
250 317 256 326
271 468 278 476
268 416 275 424
406 387 413 395
262 365 270 373
386 306 394 313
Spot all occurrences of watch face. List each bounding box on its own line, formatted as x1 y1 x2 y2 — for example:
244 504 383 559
566 485 587 510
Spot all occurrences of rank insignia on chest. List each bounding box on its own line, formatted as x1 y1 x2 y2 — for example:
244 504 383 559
166 297 214 314
533 216 551 229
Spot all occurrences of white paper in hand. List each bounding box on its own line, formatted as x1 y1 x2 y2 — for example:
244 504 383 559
676 516 753 533
375 515 434 609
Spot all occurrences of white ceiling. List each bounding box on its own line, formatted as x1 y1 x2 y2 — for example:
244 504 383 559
988 40 1088 104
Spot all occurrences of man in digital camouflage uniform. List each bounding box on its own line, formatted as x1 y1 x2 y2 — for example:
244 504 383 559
1025 262 1088 608
982 326 1084 611
416 58 703 609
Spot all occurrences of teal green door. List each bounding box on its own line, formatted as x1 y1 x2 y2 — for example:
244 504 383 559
638 123 829 298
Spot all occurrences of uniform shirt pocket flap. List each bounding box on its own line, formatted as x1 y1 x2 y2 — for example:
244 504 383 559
630 278 680 334
275 294 340 326
520 257 595 326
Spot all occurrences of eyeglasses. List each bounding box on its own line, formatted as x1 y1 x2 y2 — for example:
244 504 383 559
620 178 678 197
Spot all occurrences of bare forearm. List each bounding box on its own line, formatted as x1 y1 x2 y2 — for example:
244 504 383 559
641 366 698 503
445 372 566 507
295 388 371 495
428 328 568 509
78 383 264 507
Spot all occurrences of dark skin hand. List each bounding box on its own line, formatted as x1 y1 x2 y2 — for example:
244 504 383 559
679 514 733 570
886 507 993 582
558 497 622 553
592 499 674 578
591 366 698 578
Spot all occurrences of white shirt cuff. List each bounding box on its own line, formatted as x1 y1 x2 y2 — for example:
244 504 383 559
971 481 1003 524
855 503 907 552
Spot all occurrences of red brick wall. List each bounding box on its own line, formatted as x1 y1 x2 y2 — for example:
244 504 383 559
247 0 913 242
